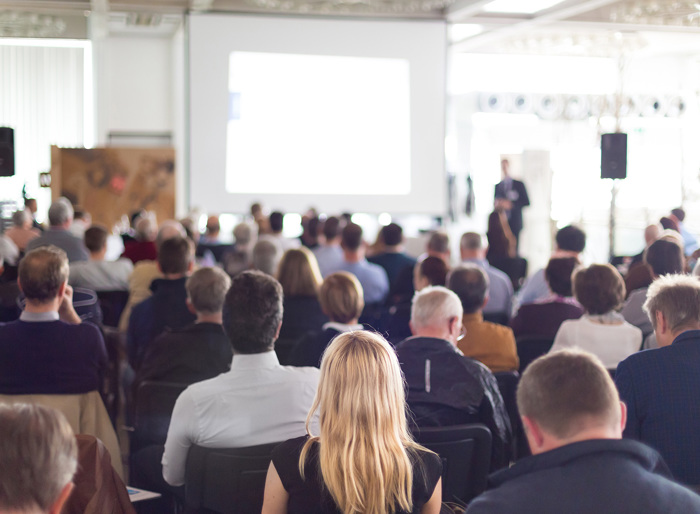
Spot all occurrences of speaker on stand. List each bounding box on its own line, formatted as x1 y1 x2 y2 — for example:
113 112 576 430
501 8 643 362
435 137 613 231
601 132 627 261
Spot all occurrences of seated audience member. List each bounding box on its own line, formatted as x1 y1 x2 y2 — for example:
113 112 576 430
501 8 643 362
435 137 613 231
68 209 91 239
467 350 700 513
196 215 231 263
4 209 39 252
121 215 158 264
460 232 513 317
261 211 301 253
263 331 443 514
448 264 519 372
336 222 389 304
486 210 516 260
289 272 364 368
616 274 700 485
299 214 320 250
368 223 417 288
670 207 698 256
510 257 583 339
69 225 133 291
395 286 511 470
127 236 196 369
624 224 661 295
135 267 233 387
516 225 586 308
222 222 256 277
426 231 451 264
0 247 107 394
550 264 641 369
252 239 281 276
163 271 320 487
313 216 344 277
622 237 684 338
26 198 89 262
276 248 328 347
413 256 448 291
0 403 78 514
25 197 44 232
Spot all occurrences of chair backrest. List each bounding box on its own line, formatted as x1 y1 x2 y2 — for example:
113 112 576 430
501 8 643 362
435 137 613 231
483 311 510 326
132 380 188 450
185 442 281 514
487 257 528 291
493 371 520 459
96 290 130 328
516 335 554 373
412 423 491 504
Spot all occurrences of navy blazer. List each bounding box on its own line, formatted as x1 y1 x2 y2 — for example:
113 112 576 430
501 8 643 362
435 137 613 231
616 329 700 485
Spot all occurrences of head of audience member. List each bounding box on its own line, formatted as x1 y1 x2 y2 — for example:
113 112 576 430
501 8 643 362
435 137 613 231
427 231 450 264
72 209 90 225
222 270 283 354
644 238 684 278
186 266 231 324
25 198 38 215
269 211 284 235
545 257 580 297
252 239 280 276
177 217 199 245
643 274 700 348
341 223 365 262
301 331 422 514
379 223 404 252
129 209 145 229
83 225 109 261
155 220 186 250
133 215 157 243
500 158 510 178
660 216 680 233
18 246 69 309
277 247 323 298
322 216 342 245
413 256 448 292
12 209 32 230
47 198 74 230
459 232 485 261
670 208 686 224
409 285 463 346
301 216 321 247
205 215 221 239
157 236 193 279
0 403 78 514
233 222 256 250
555 225 587 255
572 264 625 315
517 350 625 455
447 264 490 316
644 224 661 247
319 272 364 324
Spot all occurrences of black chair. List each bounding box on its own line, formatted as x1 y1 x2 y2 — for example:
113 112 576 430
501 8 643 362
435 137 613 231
131 380 188 452
516 335 554 373
184 442 280 514
96 290 129 328
412 423 492 505
100 326 126 426
488 256 528 292
483 311 510 326
494 371 520 460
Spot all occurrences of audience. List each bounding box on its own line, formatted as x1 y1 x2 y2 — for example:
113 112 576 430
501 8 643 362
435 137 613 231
313 216 344 277
0 255 21 322
262 331 443 514
24 197 43 232
4 209 39 252
623 223 661 295
395 286 511 470
121 215 158 264
26 198 89 262
0 246 107 394
467 350 700 513
335 222 389 304
448 264 519 372
69 225 133 291
0 232 19 267
289 271 364 368
368 222 417 289
670 207 698 256
163 270 320 487
616 274 700 485
0 403 78 514
549 264 641 369
486 210 516 260
262 210 301 253
196 215 231 263
413 256 448 291
252 238 281 276
426 231 451 264
510 257 583 339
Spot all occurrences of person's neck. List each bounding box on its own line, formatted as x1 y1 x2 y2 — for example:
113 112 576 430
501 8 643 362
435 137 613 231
383 245 402 254
533 425 620 455
671 325 700 341
24 299 60 314
412 327 455 346
161 273 187 280
89 252 105 262
343 250 362 263
196 312 223 324
460 250 482 261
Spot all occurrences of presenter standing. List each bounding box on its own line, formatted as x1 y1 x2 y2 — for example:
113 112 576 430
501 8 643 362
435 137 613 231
494 158 530 251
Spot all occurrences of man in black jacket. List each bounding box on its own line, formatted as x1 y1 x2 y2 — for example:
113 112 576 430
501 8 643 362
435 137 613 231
467 350 700 514
395 285 511 471
494 158 529 248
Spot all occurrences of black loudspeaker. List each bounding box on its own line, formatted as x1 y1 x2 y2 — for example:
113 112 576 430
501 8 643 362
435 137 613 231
601 132 627 179
0 127 14 177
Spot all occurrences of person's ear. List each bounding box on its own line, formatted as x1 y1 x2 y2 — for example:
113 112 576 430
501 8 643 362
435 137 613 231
481 296 490 309
619 401 628 434
16 277 23 293
185 298 196 315
57 280 67 299
655 311 667 335
49 482 74 514
188 260 194 273
521 416 545 453
409 320 416 336
274 320 282 340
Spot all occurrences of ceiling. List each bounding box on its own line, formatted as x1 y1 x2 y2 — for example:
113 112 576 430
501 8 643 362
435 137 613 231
1 0 700 56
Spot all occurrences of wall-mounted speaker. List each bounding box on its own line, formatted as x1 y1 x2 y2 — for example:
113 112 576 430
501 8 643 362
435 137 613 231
601 132 627 180
0 127 14 177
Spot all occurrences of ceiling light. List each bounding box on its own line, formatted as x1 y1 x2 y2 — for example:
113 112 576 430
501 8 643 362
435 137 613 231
483 0 566 14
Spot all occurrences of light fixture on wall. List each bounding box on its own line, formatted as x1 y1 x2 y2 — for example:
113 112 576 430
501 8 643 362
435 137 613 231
246 0 454 14
0 11 66 37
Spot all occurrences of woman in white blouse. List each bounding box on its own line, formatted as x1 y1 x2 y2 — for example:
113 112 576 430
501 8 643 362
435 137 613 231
550 263 642 369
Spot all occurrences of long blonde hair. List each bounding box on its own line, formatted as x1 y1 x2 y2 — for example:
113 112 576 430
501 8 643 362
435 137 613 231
276 247 323 297
300 331 424 514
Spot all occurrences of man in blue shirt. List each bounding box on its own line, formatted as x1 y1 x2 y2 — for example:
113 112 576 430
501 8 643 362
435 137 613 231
616 273 700 485
336 222 389 305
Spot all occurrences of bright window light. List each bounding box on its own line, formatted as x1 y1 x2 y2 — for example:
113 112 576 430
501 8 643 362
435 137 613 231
483 0 566 14
449 24 483 42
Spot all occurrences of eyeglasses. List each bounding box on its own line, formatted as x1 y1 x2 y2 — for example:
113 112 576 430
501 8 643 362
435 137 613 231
457 325 466 342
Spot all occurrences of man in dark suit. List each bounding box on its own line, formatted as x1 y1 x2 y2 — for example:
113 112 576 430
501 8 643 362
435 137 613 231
616 274 700 486
494 159 530 247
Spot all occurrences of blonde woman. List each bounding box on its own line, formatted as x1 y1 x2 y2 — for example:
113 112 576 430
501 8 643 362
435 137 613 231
262 331 443 514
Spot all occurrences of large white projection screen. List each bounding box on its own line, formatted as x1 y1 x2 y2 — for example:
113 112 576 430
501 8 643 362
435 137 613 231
188 14 447 215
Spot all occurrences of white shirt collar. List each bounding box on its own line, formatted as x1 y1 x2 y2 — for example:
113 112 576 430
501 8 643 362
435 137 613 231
322 321 364 333
20 311 60 322
230 351 280 371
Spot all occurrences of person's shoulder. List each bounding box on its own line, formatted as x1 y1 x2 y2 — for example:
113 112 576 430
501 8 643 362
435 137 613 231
279 364 321 380
482 320 515 338
274 435 311 458
487 265 511 284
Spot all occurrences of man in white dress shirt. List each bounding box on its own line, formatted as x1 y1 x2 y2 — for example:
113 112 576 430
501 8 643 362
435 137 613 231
162 270 320 487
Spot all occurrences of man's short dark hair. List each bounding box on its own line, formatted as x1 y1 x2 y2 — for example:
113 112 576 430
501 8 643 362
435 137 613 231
341 223 363 252
158 236 192 275
555 225 586 253
381 223 403 247
84 225 108 253
269 211 284 233
19 246 69 303
323 216 341 241
645 239 684 276
545 257 579 297
427 231 450 254
447 264 489 314
222 270 283 354
671 208 686 222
